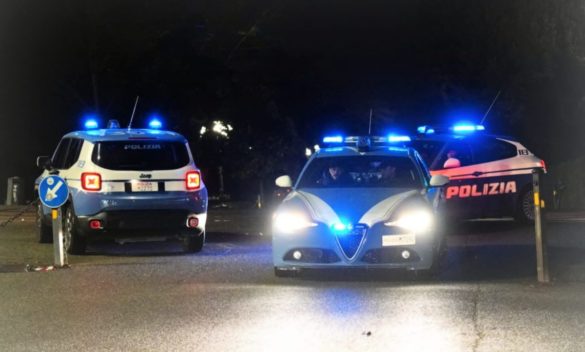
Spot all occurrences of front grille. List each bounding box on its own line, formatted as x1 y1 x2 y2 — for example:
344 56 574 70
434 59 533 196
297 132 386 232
362 247 421 264
336 224 367 259
283 248 340 263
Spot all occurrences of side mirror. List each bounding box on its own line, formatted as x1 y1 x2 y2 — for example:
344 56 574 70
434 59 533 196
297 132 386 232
430 174 449 187
275 175 293 188
36 156 51 170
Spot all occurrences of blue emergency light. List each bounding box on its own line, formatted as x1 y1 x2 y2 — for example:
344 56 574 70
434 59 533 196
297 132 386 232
452 124 485 132
84 119 99 129
323 135 344 143
388 135 411 143
148 118 163 129
417 125 435 134
330 220 353 236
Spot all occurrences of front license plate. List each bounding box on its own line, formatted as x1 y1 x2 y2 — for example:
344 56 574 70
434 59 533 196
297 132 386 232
382 234 415 246
131 181 158 192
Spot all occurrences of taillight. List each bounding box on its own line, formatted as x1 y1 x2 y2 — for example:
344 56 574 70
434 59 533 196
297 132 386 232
81 173 102 191
89 219 103 230
186 171 201 190
540 160 547 173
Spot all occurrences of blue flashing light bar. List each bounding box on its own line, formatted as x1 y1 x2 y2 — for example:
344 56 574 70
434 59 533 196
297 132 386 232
388 135 411 143
323 135 344 143
84 119 99 129
148 118 163 129
452 124 485 132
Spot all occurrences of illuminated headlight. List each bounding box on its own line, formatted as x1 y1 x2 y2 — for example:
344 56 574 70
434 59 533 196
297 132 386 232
273 211 317 234
385 209 434 233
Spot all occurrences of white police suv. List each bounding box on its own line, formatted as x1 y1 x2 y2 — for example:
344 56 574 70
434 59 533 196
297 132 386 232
272 135 449 276
35 119 208 254
410 124 545 222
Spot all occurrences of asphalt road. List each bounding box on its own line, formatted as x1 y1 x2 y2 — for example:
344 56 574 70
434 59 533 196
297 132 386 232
1 206 585 351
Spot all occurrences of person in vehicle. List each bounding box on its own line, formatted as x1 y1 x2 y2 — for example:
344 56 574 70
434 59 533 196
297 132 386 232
443 150 461 169
318 162 353 186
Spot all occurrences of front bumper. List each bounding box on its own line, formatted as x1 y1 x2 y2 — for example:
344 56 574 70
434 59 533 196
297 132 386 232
272 222 440 271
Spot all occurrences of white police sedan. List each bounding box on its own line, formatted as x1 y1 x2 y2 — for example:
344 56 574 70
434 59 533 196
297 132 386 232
272 135 449 277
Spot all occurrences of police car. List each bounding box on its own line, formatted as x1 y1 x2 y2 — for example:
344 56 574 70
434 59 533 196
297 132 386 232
409 124 545 222
35 118 208 254
272 135 450 276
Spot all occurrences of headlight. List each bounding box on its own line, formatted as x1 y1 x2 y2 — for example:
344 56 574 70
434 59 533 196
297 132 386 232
385 209 434 233
273 211 318 234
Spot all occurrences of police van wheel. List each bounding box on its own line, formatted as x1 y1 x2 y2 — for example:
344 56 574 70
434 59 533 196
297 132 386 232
184 233 204 253
63 206 86 255
37 202 52 243
516 189 535 223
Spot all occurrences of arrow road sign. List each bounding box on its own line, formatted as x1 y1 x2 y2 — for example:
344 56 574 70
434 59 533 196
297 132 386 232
39 176 69 208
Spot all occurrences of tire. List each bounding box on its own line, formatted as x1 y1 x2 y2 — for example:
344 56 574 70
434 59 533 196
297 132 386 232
36 202 52 244
183 232 205 253
63 206 86 255
516 188 535 223
418 234 448 280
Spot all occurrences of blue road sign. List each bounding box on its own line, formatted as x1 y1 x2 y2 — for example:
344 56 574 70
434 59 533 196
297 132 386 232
38 175 69 208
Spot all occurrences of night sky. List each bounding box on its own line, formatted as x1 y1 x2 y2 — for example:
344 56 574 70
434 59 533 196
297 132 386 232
1 1 584 201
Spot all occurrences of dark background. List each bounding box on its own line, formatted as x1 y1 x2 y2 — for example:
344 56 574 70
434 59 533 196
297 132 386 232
1 0 584 205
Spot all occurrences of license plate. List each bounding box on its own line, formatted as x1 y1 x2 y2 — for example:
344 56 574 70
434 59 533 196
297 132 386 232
131 181 158 192
382 234 415 246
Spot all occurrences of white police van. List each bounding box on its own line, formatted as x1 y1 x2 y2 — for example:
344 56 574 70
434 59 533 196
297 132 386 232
409 124 545 222
35 119 208 254
272 135 450 276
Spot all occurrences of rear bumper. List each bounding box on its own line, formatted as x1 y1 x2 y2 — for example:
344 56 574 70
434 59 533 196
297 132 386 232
76 209 206 239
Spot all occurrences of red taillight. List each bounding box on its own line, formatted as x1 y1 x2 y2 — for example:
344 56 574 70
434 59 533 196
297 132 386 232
81 173 102 191
540 160 547 173
187 217 199 228
186 171 201 191
89 219 103 230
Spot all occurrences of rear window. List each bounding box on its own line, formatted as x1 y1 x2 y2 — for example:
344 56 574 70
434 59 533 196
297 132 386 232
92 141 190 171
297 156 422 189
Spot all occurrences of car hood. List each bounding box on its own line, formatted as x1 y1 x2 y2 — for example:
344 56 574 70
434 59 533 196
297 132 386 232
287 188 421 227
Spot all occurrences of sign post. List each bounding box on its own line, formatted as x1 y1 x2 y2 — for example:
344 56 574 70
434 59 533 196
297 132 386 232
532 169 549 283
38 175 69 267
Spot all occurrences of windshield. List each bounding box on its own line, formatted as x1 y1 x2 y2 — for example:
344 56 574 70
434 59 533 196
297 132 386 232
297 156 422 189
409 140 445 167
92 141 190 171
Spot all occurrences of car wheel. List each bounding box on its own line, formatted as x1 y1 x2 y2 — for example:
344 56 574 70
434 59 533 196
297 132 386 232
63 206 86 255
516 188 535 223
37 202 52 243
184 232 205 253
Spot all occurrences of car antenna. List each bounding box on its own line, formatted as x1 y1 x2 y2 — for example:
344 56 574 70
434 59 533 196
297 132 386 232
368 108 373 135
480 90 501 125
127 96 140 131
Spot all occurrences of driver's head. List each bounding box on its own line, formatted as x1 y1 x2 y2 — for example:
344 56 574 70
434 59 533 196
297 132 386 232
328 165 343 180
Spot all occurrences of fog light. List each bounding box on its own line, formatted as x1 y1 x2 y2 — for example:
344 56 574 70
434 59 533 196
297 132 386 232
89 219 102 230
401 250 411 259
187 217 199 228
293 250 302 260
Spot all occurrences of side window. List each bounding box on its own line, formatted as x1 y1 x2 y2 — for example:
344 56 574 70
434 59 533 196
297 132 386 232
470 138 517 164
437 140 472 169
51 138 83 169
413 152 431 183
64 139 84 169
51 138 71 169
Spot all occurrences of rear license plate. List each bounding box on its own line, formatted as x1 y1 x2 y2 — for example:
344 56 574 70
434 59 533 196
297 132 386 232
131 181 158 192
382 234 415 246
